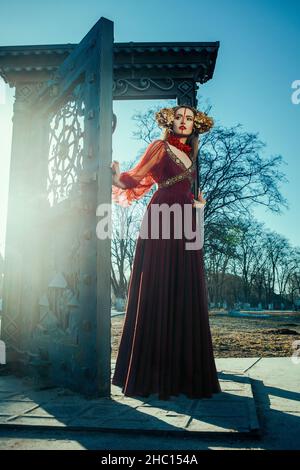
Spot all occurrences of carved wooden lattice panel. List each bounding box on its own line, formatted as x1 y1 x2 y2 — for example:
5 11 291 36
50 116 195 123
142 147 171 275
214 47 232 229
48 83 85 206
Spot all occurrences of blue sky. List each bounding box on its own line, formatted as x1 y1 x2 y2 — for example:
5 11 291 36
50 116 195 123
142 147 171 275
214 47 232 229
0 0 299 256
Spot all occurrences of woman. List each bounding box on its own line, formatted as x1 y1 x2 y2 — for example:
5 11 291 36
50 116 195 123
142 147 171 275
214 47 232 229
110 105 221 400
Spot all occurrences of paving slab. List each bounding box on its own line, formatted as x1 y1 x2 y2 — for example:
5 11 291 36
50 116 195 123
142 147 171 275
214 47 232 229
0 364 260 438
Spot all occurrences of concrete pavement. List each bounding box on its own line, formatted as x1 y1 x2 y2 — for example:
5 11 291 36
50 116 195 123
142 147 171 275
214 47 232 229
0 357 299 450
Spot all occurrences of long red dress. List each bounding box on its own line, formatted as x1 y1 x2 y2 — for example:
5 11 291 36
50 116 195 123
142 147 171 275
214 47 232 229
111 139 221 400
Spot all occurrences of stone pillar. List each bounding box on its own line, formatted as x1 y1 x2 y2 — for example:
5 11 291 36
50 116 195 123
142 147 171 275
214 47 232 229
2 81 48 364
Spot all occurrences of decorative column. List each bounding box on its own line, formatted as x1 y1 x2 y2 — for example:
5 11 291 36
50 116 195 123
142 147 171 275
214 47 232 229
2 81 48 365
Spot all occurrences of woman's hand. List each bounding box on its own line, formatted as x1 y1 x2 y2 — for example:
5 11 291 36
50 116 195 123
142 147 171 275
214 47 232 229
192 189 206 208
110 160 121 186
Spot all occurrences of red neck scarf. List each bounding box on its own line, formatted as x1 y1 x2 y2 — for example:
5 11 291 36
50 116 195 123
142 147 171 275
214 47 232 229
167 132 192 156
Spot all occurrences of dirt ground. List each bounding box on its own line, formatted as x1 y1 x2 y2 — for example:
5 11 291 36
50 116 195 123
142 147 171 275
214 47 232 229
111 312 300 359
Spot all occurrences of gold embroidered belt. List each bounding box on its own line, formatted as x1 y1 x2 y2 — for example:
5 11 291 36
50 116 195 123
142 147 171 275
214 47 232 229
157 162 196 189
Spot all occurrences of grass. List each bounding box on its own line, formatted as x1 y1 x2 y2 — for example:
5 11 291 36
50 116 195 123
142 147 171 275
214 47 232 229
111 311 300 359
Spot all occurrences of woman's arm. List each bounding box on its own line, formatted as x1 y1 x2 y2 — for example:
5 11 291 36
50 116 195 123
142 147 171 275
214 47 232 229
111 139 165 207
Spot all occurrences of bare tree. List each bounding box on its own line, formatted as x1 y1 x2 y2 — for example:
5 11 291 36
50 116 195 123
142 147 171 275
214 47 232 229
286 248 300 307
131 100 175 144
200 124 288 226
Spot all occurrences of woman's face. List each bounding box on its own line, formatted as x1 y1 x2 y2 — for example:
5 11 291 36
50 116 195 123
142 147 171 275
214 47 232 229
172 107 194 136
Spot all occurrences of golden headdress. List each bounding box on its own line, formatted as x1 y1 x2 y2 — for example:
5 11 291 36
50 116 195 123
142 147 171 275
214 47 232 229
155 105 214 135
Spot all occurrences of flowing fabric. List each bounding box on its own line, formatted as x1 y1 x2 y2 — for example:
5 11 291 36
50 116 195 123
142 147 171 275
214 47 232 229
111 139 221 400
111 140 166 207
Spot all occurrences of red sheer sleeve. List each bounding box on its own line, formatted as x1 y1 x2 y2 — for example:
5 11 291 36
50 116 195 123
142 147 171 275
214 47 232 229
111 139 165 207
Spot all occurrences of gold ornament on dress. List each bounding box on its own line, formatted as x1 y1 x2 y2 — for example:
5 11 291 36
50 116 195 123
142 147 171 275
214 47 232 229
157 141 196 189
158 161 196 189
155 106 214 135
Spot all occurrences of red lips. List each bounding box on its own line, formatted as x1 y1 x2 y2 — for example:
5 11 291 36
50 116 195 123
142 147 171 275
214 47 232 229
179 126 186 130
